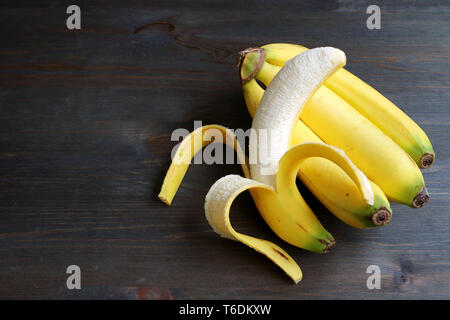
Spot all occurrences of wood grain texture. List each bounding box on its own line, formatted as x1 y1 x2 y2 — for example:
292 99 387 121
0 0 449 299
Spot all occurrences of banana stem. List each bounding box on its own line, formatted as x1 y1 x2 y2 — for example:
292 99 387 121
238 48 265 85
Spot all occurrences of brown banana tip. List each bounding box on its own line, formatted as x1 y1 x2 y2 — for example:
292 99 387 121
371 207 391 226
237 47 265 85
420 153 434 169
411 188 429 208
320 239 336 253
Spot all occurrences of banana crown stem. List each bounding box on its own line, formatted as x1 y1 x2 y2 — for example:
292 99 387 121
238 47 265 85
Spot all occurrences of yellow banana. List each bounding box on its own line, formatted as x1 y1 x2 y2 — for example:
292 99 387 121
239 48 428 208
159 48 374 283
261 43 435 169
242 77 391 228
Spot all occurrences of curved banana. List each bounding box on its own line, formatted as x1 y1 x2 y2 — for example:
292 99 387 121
261 43 435 169
240 49 428 208
159 48 374 283
240 76 391 228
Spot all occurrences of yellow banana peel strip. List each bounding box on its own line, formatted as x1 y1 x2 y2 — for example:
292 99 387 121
158 124 250 205
158 124 302 283
205 174 302 283
278 142 373 206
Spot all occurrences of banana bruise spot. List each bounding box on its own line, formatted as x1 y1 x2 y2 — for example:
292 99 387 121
296 223 307 233
370 207 391 226
411 187 429 208
272 247 290 261
420 153 434 169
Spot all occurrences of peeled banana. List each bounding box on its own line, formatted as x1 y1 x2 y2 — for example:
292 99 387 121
159 48 374 283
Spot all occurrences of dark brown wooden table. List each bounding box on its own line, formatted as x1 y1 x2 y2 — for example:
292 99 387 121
0 0 449 299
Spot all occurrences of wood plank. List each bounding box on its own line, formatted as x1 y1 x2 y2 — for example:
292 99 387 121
0 0 449 299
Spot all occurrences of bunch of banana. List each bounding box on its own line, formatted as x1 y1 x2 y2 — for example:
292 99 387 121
159 48 375 283
159 45 434 283
239 44 433 209
256 43 435 169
